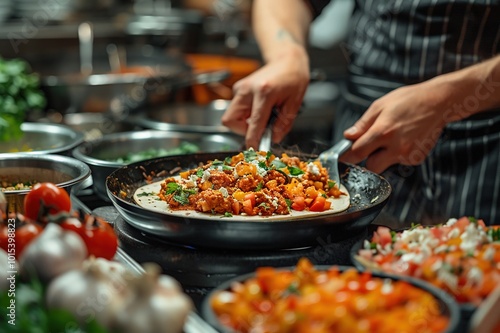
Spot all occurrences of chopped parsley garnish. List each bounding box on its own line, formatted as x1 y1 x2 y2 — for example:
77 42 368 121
223 212 233 217
137 192 156 197
328 180 335 189
271 160 287 169
164 182 197 205
468 216 478 224
255 182 263 191
488 227 500 241
258 202 270 210
266 151 273 160
196 169 204 177
224 156 232 164
244 149 258 162
285 282 300 296
165 182 181 194
287 166 304 176
258 161 268 170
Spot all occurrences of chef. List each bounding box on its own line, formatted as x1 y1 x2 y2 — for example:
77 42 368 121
221 0 500 226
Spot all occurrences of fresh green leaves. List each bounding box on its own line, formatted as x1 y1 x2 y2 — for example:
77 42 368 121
0 57 46 142
164 182 197 205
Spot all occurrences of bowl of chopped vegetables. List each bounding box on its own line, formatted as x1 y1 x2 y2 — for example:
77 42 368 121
0 122 84 155
202 257 461 333
350 217 500 330
72 129 243 201
0 153 91 214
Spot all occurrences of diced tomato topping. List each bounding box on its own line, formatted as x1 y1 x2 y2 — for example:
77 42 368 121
309 196 326 212
373 226 393 247
243 198 255 215
291 196 305 211
244 193 256 207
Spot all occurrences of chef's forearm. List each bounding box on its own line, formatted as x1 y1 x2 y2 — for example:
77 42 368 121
252 0 313 64
437 55 500 123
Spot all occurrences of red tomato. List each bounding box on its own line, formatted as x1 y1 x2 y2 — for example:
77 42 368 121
0 223 9 253
244 193 256 207
15 222 44 259
61 214 118 260
291 196 305 211
309 196 326 212
243 199 255 216
23 183 71 222
1 220 44 259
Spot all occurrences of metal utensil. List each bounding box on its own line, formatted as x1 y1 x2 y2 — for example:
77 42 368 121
318 139 353 187
78 22 93 76
469 284 500 333
258 106 279 152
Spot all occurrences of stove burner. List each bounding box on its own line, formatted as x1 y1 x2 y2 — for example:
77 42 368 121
112 211 370 289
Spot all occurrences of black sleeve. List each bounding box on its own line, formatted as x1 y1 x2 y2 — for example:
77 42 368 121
305 0 333 19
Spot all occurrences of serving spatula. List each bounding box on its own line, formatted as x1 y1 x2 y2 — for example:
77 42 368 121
318 139 353 188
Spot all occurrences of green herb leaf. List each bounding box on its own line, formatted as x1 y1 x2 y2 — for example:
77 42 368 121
270 160 286 169
165 182 180 194
287 166 304 176
196 169 204 177
244 149 258 162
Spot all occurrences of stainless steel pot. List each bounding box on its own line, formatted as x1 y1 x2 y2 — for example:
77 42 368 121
72 130 244 201
0 122 84 156
0 153 91 214
31 45 228 113
127 99 234 134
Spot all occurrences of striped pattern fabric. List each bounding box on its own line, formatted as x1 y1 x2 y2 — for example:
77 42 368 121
308 0 500 226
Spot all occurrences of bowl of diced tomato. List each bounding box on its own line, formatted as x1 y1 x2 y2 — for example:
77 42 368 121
202 257 461 333
350 217 500 328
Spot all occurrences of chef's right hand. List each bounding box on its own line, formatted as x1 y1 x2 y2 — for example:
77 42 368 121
221 46 310 150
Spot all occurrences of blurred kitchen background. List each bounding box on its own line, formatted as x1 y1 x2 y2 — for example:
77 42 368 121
0 0 354 153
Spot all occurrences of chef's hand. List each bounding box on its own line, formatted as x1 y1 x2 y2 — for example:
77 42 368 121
341 80 450 174
221 47 310 149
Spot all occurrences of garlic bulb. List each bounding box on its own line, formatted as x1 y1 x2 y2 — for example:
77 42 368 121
19 223 87 283
46 257 128 330
113 263 193 333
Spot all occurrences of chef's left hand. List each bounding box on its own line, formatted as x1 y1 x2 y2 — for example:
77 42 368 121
341 80 450 174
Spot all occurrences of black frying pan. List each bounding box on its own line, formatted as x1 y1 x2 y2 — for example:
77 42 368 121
105 151 392 250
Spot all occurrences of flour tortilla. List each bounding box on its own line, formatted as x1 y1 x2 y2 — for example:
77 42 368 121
134 177 350 222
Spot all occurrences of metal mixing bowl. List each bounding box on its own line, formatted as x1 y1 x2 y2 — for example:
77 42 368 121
127 99 233 133
0 153 91 214
72 130 243 201
0 122 84 155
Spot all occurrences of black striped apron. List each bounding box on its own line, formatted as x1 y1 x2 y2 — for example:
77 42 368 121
309 0 500 226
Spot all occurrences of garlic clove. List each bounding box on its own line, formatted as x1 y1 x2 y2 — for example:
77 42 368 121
112 263 193 333
46 256 129 330
19 223 87 284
